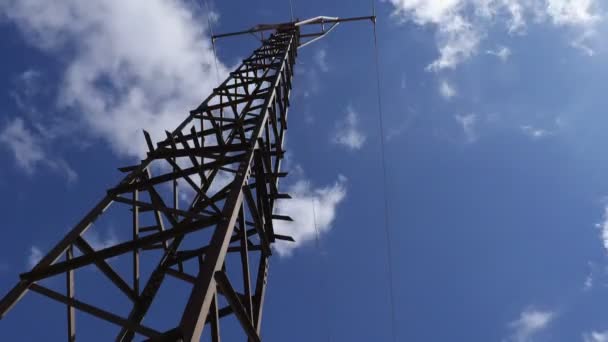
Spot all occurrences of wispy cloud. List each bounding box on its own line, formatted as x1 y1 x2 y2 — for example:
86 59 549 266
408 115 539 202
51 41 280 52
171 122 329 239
583 261 602 291
387 0 602 71
455 113 477 143
595 205 608 254
0 117 46 174
27 246 42 269
274 175 347 256
427 14 481 71
571 29 596 56
313 48 329 72
83 228 118 250
486 45 512 61
505 308 555 342
584 272 594 290
545 0 600 26
584 331 608 342
0 117 77 182
332 107 366 150
520 125 551 139
439 80 456 99
386 109 417 141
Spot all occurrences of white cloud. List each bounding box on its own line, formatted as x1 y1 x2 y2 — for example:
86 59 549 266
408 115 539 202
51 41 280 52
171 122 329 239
583 261 599 291
584 273 593 290
546 0 600 26
584 331 608 342
388 0 602 71
273 176 347 256
83 228 118 250
427 14 482 71
0 117 46 174
439 80 457 99
521 125 551 139
314 48 329 72
27 246 42 269
455 113 477 143
506 308 554 342
1 0 227 159
487 45 512 61
333 107 366 150
596 206 608 254
17 69 42 98
0 117 77 182
571 29 596 56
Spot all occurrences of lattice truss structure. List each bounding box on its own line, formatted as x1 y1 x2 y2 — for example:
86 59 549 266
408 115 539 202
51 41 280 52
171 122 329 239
0 28 299 341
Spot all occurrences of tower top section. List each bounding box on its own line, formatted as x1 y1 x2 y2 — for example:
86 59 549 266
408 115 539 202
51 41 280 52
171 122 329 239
213 15 375 48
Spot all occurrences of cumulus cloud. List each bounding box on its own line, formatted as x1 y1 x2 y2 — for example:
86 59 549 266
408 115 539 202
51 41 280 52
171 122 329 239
27 246 43 269
439 80 457 99
273 176 347 256
584 331 608 342
455 113 477 143
332 107 366 150
388 0 602 71
1 0 227 159
487 45 512 61
506 308 554 342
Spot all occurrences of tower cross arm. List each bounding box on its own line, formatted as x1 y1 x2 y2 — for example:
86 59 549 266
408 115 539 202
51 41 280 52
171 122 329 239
212 15 376 48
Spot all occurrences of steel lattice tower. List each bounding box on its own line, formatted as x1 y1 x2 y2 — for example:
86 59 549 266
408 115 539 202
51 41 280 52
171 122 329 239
0 16 373 341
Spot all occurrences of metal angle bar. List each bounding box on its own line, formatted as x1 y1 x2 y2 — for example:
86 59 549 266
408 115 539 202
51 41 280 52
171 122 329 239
21 217 220 281
29 284 161 338
165 268 197 284
243 185 271 256
109 154 246 194
214 271 260 342
252 255 269 333
132 189 140 296
147 144 248 159
238 207 254 320
161 156 223 214
113 196 208 221
0 196 114 318
66 245 76 342
210 292 221 342
73 237 137 302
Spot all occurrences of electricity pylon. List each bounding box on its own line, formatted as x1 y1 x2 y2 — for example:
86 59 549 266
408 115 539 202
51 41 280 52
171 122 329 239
0 15 373 341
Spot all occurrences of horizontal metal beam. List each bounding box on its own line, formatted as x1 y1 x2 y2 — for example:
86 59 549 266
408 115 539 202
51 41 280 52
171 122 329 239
21 217 220 281
212 15 375 40
30 284 161 338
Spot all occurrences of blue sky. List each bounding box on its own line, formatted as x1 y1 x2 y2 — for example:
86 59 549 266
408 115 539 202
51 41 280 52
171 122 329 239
1 0 608 341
